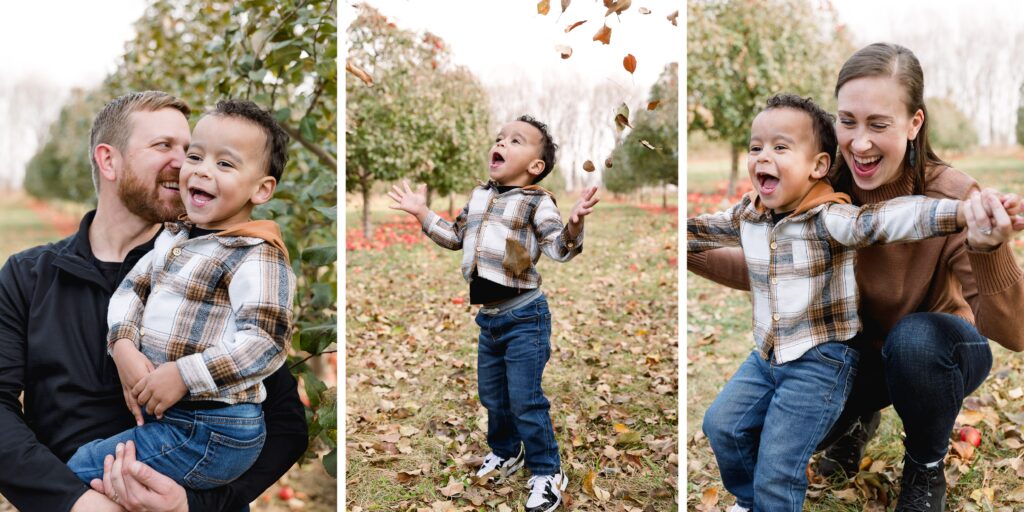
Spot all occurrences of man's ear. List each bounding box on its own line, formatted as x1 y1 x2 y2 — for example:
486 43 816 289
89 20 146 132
811 152 831 179
94 143 120 183
250 176 277 205
527 159 545 178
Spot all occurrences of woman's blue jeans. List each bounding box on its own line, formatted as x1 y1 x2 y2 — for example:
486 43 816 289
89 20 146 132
703 342 858 511
475 294 560 476
67 403 266 490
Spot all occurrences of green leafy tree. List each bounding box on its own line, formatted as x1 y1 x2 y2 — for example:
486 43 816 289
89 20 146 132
927 97 978 153
24 0 338 476
687 0 850 195
347 3 489 235
609 63 678 207
1017 82 1024 146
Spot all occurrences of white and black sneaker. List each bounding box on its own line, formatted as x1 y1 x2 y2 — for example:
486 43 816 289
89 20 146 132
474 444 524 482
525 471 568 512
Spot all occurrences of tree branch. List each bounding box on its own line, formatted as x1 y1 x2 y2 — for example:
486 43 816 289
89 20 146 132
281 122 337 169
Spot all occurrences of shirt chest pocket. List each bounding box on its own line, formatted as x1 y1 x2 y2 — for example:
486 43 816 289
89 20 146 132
166 254 229 302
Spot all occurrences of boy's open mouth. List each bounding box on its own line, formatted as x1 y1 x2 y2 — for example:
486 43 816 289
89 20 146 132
188 186 217 207
756 172 779 194
490 152 505 169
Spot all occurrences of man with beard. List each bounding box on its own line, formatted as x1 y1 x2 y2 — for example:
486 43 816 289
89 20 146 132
0 91 308 512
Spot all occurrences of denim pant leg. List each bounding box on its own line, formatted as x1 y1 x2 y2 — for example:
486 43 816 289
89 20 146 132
702 350 773 509
477 314 523 459
754 343 858 512
67 411 194 484
882 312 992 463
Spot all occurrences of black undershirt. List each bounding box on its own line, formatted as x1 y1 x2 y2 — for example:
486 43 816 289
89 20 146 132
470 185 526 305
771 210 793 225
189 226 223 239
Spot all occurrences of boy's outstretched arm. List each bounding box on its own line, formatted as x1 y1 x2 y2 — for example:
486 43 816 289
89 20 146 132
388 179 431 225
391 179 470 250
566 186 599 239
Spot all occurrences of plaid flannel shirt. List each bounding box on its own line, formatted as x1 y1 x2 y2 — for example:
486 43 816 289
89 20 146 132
107 222 295 404
687 184 961 363
422 181 584 289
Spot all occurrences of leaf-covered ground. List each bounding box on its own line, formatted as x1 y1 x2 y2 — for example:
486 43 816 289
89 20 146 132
686 151 1024 511
346 194 679 511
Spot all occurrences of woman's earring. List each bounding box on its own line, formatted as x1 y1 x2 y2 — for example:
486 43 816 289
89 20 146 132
907 139 918 167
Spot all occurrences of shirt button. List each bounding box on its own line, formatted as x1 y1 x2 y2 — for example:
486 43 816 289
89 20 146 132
567 242 575 248
769 242 778 250
139 328 146 337
771 277 778 284
772 313 780 321
476 247 482 252
172 247 182 256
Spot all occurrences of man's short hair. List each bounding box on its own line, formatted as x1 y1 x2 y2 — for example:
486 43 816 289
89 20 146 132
89 91 191 193
517 115 557 184
208 100 290 181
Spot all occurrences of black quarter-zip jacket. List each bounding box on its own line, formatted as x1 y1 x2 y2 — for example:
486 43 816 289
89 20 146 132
0 211 308 511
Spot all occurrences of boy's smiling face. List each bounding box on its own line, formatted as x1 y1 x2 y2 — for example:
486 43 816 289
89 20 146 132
179 114 277 229
747 107 830 213
488 120 546 187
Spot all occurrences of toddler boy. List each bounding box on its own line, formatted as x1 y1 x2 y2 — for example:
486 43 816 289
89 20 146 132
67 99 296 490
389 115 598 512
688 94 969 512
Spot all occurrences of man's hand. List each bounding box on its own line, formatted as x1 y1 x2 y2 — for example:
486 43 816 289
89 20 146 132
90 441 187 512
71 489 126 512
567 186 600 239
132 362 187 419
112 339 154 425
387 180 430 224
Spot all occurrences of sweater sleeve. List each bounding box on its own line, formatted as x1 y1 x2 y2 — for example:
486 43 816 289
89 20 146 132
687 248 751 291
950 236 1024 351
0 257 90 512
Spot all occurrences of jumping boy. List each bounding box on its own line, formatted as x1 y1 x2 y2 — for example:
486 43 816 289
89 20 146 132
688 94 972 512
389 115 598 512
67 99 296 490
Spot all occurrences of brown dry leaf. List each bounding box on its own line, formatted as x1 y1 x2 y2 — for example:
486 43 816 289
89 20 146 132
951 440 976 461
638 7 651 14
537 0 550 15
615 114 631 131
396 470 420 483
582 470 598 495
593 24 612 45
957 409 985 426
604 158 613 168
605 0 631 16
1007 484 1024 502
594 484 611 501
640 140 657 150
556 45 573 59
623 54 637 74
346 61 373 86
614 423 631 433
701 487 719 506
616 431 642 446
647 100 661 110
583 160 596 172
833 487 859 502
560 0 571 12
667 10 678 26
970 487 994 505
565 20 587 32
603 444 621 459
438 478 464 497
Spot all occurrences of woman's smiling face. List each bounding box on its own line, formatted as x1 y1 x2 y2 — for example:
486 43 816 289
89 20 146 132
836 75 924 190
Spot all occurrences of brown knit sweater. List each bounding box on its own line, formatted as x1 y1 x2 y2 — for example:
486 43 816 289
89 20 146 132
688 166 1024 352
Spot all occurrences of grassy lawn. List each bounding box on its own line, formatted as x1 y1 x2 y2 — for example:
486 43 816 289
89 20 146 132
686 150 1024 511
346 191 679 511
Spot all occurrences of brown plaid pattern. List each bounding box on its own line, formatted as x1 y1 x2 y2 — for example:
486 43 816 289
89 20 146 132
107 223 295 404
688 194 961 363
423 181 584 289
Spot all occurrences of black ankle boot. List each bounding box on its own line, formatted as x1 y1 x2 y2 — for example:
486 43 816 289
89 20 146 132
895 455 946 511
816 410 881 478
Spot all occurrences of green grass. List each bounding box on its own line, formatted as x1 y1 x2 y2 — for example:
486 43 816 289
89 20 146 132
686 150 1024 511
346 194 678 510
0 196 67 264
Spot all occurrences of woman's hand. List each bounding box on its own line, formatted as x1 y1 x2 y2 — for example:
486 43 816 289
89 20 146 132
963 189 1024 251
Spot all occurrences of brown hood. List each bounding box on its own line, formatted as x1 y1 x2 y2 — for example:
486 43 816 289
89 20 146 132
218 220 290 264
749 180 851 215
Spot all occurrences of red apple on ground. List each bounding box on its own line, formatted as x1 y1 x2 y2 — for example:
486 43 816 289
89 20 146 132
278 486 295 501
959 426 981 447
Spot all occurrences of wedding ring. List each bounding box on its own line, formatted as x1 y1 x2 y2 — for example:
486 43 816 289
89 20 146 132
112 493 120 502
981 227 993 236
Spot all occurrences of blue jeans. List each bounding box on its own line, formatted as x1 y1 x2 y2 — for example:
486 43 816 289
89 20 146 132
67 403 266 490
703 343 858 511
475 293 560 475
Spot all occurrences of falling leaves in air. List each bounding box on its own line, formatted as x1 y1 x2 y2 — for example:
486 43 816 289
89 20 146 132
604 0 631 16
560 0 570 13
564 20 587 32
623 53 637 74
593 24 612 45
346 61 373 86
583 160 596 172
638 7 651 14
605 158 613 168
667 9 678 26
614 103 631 131
648 100 661 110
555 45 572 59
537 0 550 15
640 140 657 150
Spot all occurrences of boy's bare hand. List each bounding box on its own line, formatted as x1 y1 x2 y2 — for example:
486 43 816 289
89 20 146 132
387 180 429 223
567 186 600 238
132 362 187 420
111 339 154 426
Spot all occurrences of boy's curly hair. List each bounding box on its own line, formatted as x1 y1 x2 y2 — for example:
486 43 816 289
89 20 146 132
517 115 557 184
210 99 290 181
763 94 837 162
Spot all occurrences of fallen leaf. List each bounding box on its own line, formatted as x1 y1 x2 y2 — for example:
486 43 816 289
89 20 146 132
604 158 613 168
1007 484 1024 502
565 20 587 33
623 54 637 74
593 24 612 45
647 100 661 110
582 470 598 495
833 487 859 502
537 0 550 15
701 487 719 506
640 140 656 150
556 45 573 59
614 423 631 433
605 0 631 16
396 470 420 483
951 440 976 461
346 61 373 86
638 7 651 14
667 10 678 25
438 479 464 497
583 160 596 172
